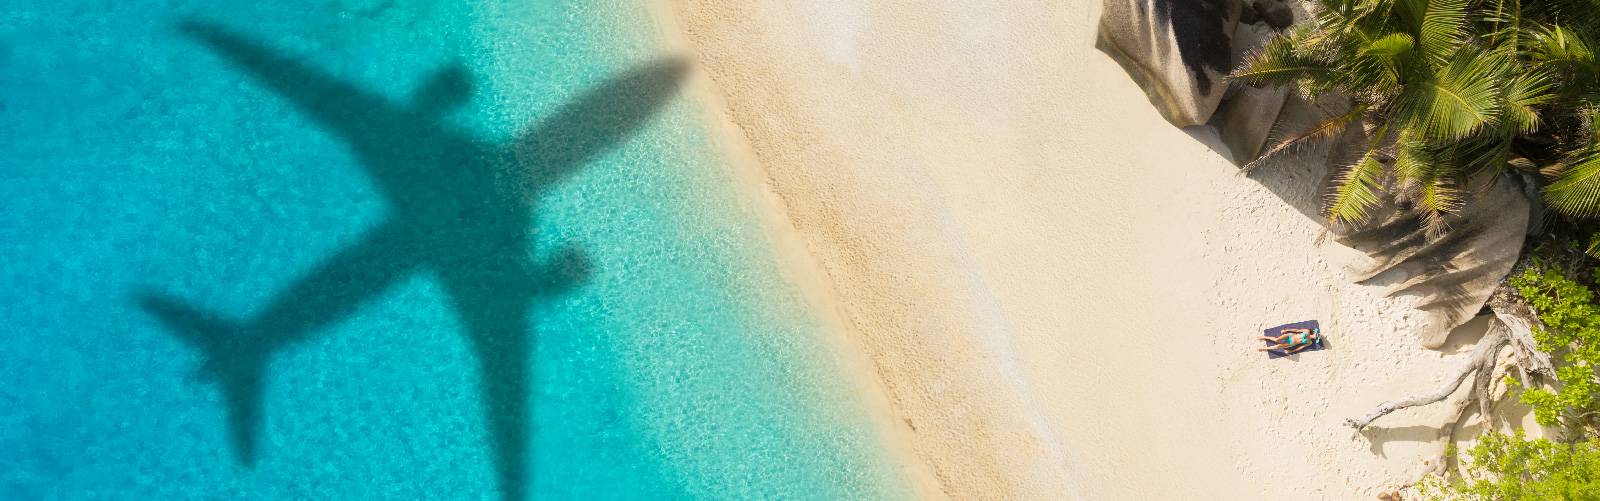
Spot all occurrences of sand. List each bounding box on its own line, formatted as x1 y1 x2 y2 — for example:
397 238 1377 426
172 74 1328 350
652 0 1544 499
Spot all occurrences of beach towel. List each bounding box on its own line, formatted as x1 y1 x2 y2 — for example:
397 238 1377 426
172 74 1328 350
1263 320 1325 359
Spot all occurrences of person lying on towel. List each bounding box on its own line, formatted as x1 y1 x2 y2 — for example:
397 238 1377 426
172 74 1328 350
1257 328 1321 353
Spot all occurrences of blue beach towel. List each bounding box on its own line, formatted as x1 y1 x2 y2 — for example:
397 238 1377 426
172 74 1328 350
1263 320 1325 359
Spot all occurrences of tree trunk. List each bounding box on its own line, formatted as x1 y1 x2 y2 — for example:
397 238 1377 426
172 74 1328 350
1488 279 1556 377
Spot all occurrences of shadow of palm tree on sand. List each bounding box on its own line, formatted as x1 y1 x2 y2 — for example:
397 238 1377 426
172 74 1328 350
133 19 685 501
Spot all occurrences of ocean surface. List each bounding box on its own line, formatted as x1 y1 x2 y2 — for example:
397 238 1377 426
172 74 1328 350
0 0 912 499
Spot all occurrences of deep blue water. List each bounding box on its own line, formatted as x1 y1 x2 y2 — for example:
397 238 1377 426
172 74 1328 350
0 1 911 499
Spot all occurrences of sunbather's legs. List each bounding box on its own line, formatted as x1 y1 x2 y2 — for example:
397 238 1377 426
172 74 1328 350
1257 334 1289 342
1257 343 1290 351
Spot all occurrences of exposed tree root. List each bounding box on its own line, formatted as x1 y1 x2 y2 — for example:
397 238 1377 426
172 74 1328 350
1346 278 1560 499
1337 259 1574 499
1349 320 1507 500
1347 275 1552 435
1345 322 1509 432
1410 386 1479 484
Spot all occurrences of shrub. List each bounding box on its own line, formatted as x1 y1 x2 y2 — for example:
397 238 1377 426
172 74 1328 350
1423 264 1600 499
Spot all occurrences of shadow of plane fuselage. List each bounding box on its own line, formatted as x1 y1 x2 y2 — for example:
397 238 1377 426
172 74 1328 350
136 20 685 501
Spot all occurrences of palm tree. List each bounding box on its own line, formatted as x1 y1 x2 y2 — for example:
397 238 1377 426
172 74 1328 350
1233 0 1600 225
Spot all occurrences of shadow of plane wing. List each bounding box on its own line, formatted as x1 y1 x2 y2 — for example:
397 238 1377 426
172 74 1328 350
511 59 689 192
178 20 395 145
437 60 686 501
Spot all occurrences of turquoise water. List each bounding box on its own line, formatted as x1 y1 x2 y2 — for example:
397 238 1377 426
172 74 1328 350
0 1 912 499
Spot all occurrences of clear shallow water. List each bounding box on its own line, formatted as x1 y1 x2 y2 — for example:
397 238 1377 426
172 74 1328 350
0 1 911 499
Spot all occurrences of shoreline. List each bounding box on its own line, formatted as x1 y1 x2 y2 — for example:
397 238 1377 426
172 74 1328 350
651 0 1078 497
642 2 949 498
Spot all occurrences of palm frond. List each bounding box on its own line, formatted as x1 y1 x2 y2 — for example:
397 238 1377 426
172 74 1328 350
1391 131 1432 182
1385 134 1466 236
1523 0 1600 36
1352 33 1417 90
1246 103 1372 172
1390 48 1503 138
1232 32 1341 89
1546 149 1600 216
1378 0 1428 37
1313 0 1361 27
1531 25 1599 85
1501 69 1553 134
1586 107 1600 143
1391 134 1475 209
1325 146 1391 222
1418 0 1469 60
1415 169 1462 238
1450 133 1515 177
1480 0 1526 49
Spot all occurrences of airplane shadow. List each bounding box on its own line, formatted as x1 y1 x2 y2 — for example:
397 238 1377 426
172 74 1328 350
133 19 686 501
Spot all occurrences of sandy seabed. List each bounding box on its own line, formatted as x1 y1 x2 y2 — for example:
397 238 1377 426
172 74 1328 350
647 0 1545 498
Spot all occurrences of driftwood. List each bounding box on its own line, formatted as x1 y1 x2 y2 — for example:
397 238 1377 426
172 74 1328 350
1422 371 1486 478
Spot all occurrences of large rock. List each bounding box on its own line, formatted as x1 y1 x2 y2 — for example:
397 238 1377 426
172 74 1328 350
1098 0 1243 127
1255 0 1295 28
1209 17 1291 165
1331 159 1532 349
1210 84 1289 164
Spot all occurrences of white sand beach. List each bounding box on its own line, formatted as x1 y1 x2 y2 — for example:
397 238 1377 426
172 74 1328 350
653 0 1544 498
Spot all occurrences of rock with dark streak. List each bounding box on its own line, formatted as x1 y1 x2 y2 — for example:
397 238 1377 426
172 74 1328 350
1097 0 1243 127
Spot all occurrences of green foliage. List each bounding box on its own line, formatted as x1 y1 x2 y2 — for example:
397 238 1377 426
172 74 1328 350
1422 262 1600 498
1512 265 1600 431
1418 430 1600 500
1234 0 1600 224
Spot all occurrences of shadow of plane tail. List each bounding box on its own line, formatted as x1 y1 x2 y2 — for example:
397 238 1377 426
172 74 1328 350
136 291 270 465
